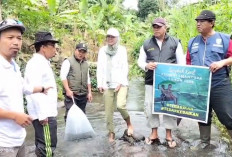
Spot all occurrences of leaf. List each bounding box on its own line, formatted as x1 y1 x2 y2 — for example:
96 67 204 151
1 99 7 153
79 0 88 14
47 0 57 15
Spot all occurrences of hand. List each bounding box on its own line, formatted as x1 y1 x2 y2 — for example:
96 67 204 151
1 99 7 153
87 92 93 102
43 86 53 94
145 62 157 70
114 84 121 92
98 87 104 93
209 61 224 73
66 89 73 98
14 112 32 127
40 118 48 125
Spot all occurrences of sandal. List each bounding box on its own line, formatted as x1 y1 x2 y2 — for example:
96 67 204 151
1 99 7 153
164 139 177 148
145 137 161 145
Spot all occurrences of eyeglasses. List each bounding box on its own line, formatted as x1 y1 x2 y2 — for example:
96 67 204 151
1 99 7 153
0 19 24 27
152 25 163 29
106 35 116 39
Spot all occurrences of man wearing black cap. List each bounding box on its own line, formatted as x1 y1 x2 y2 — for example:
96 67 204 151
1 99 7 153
60 43 92 121
187 10 232 149
138 17 185 148
24 31 59 156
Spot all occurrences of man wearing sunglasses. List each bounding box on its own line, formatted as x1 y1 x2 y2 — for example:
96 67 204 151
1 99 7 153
138 18 185 148
0 20 50 157
24 31 59 157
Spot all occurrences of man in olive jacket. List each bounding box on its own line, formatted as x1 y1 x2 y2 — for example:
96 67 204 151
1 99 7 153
60 43 92 121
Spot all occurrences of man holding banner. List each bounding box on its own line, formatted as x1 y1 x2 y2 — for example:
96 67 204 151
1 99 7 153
187 10 232 149
138 17 185 148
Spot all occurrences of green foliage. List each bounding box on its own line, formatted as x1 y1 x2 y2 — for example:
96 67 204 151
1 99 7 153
56 77 64 101
89 62 98 92
137 0 159 20
212 112 232 144
129 36 148 78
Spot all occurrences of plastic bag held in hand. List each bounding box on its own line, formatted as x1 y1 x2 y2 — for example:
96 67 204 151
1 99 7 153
64 98 95 141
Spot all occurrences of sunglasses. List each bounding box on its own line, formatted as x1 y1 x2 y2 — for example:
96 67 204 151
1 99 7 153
0 19 24 27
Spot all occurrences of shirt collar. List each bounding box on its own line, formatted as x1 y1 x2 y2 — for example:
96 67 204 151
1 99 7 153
0 55 16 69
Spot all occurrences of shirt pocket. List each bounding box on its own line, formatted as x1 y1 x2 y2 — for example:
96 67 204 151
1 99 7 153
208 47 224 62
189 48 200 65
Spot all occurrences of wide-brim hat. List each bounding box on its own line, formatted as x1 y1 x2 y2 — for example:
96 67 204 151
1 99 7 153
31 31 59 45
0 19 25 34
195 10 216 20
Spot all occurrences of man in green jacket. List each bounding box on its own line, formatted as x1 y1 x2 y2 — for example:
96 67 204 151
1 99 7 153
60 43 92 121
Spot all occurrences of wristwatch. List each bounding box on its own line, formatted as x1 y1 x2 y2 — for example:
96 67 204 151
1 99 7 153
41 87 45 93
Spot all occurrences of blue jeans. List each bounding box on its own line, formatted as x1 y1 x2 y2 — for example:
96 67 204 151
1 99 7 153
199 78 232 130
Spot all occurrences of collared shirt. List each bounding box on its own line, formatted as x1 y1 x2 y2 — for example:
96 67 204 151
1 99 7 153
97 45 129 89
24 53 57 121
60 59 91 84
0 55 33 147
138 38 186 71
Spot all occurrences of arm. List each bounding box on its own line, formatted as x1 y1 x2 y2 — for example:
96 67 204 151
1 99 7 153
175 42 186 65
137 46 157 70
0 108 32 127
60 59 73 98
137 46 148 71
186 49 191 65
97 48 104 93
87 69 92 102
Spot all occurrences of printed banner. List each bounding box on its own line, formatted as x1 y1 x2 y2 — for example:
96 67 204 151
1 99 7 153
153 63 212 123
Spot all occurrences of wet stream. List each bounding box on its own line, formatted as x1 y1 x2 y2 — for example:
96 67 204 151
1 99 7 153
25 78 232 157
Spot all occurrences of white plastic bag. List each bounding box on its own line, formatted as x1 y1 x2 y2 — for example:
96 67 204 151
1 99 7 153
64 104 95 141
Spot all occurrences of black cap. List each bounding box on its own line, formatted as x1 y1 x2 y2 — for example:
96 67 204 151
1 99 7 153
0 19 25 34
32 31 59 45
195 10 216 20
76 43 87 52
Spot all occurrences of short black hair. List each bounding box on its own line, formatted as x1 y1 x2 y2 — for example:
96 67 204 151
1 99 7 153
35 41 55 52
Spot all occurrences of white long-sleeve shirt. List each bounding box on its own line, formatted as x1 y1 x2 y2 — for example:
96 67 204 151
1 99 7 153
60 59 91 84
24 53 58 121
0 55 33 147
138 39 186 71
97 45 129 89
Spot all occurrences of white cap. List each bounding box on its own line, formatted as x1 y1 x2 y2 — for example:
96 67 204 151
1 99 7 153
106 28 119 37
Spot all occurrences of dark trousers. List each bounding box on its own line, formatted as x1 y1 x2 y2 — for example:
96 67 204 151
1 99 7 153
64 94 88 121
199 78 232 130
32 117 57 157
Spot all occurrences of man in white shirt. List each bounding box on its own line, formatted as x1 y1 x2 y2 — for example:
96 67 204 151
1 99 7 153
60 43 92 121
97 28 134 142
24 31 59 157
137 18 185 148
0 19 48 157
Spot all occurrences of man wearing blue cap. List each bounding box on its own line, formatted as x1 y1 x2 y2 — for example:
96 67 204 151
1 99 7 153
0 20 49 157
60 43 92 121
187 10 232 149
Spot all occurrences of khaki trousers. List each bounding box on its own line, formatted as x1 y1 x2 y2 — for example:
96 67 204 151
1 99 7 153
0 143 25 157
104 86 129 133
